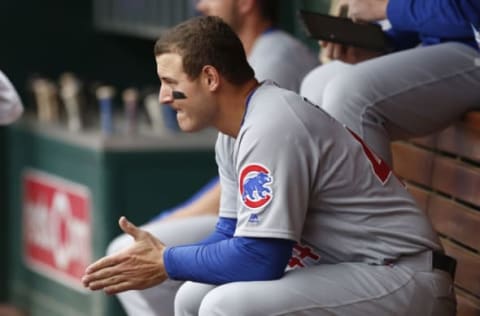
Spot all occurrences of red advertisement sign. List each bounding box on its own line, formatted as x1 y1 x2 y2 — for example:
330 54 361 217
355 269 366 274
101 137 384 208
23 169 92 292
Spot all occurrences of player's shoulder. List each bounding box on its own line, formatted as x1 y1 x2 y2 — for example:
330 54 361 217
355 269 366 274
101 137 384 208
257 82 343 126
260 29 304 47
244 83 318 131
257 30 314 58
251 81 297 106
250 31 318 88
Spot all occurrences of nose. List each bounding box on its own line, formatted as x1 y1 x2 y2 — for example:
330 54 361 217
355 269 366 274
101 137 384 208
159 85 174 104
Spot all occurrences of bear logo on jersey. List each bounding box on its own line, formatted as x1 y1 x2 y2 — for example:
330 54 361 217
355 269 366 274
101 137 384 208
239 164 273 209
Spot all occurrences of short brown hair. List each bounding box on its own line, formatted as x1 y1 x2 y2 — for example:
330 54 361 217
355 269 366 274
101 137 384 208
154 16 254 85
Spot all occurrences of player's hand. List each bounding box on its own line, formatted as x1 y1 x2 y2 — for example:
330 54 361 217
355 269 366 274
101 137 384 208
347 0 388 22
320 41 382 64
82 216 168 295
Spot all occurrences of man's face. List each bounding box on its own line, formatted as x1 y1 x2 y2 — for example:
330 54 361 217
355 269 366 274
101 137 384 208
156 53 217 133
195 0 241 31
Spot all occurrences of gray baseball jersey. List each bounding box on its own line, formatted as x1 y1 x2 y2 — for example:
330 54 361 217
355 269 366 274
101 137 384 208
0 70 23 125
216 81 441 266
109 28 317 316
248 30 319 93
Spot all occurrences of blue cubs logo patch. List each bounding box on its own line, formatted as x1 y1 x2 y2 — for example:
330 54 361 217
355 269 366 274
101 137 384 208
239 164 273 209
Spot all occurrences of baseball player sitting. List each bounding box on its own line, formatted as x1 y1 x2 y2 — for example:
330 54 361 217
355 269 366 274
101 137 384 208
105 1 318 315
300 0 480 166
0 70 23 125
83 16 456 316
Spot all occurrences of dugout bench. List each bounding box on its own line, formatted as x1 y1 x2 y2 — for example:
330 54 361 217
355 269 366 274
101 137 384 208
391 111 480 316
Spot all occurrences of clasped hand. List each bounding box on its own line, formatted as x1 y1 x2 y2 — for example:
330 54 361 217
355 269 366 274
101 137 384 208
82 216 168 295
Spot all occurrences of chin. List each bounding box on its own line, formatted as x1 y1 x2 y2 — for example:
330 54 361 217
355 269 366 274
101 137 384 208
177 115 211 132
178 123 205 133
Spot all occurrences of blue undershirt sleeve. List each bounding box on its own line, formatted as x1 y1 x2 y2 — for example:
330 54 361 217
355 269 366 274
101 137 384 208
163 217 295 284
387 0 480 38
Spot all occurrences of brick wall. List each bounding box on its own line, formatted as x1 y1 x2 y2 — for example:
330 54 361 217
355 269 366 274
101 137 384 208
391 111 480 316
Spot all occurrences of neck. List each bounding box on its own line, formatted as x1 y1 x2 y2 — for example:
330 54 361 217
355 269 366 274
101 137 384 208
237 17 273 56
215 79 260 138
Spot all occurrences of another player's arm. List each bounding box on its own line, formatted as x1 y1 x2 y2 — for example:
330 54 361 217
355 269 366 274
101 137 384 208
160 181 221 222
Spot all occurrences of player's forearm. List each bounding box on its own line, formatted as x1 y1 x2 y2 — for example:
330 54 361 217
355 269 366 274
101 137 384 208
163 236 294 285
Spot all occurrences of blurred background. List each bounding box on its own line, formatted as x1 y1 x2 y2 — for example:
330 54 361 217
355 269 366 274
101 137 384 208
0 0 330 315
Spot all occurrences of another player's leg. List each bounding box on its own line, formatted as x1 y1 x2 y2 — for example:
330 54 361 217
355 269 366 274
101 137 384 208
300 60 352 104
321 42 480 165
107 215 217 316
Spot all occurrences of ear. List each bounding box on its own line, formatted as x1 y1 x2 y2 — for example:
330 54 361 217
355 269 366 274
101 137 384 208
201 65 220 92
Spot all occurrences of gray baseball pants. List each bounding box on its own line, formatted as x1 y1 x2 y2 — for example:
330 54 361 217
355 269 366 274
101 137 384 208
174 250 455 316
300 42 480 165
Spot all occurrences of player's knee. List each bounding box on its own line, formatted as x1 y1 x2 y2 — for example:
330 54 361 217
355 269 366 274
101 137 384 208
198 290 232 316
300 61 351 106
198 285 251 316
322 68 377 131
175 282 213 316
300 68 326 105
174 284 192 316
